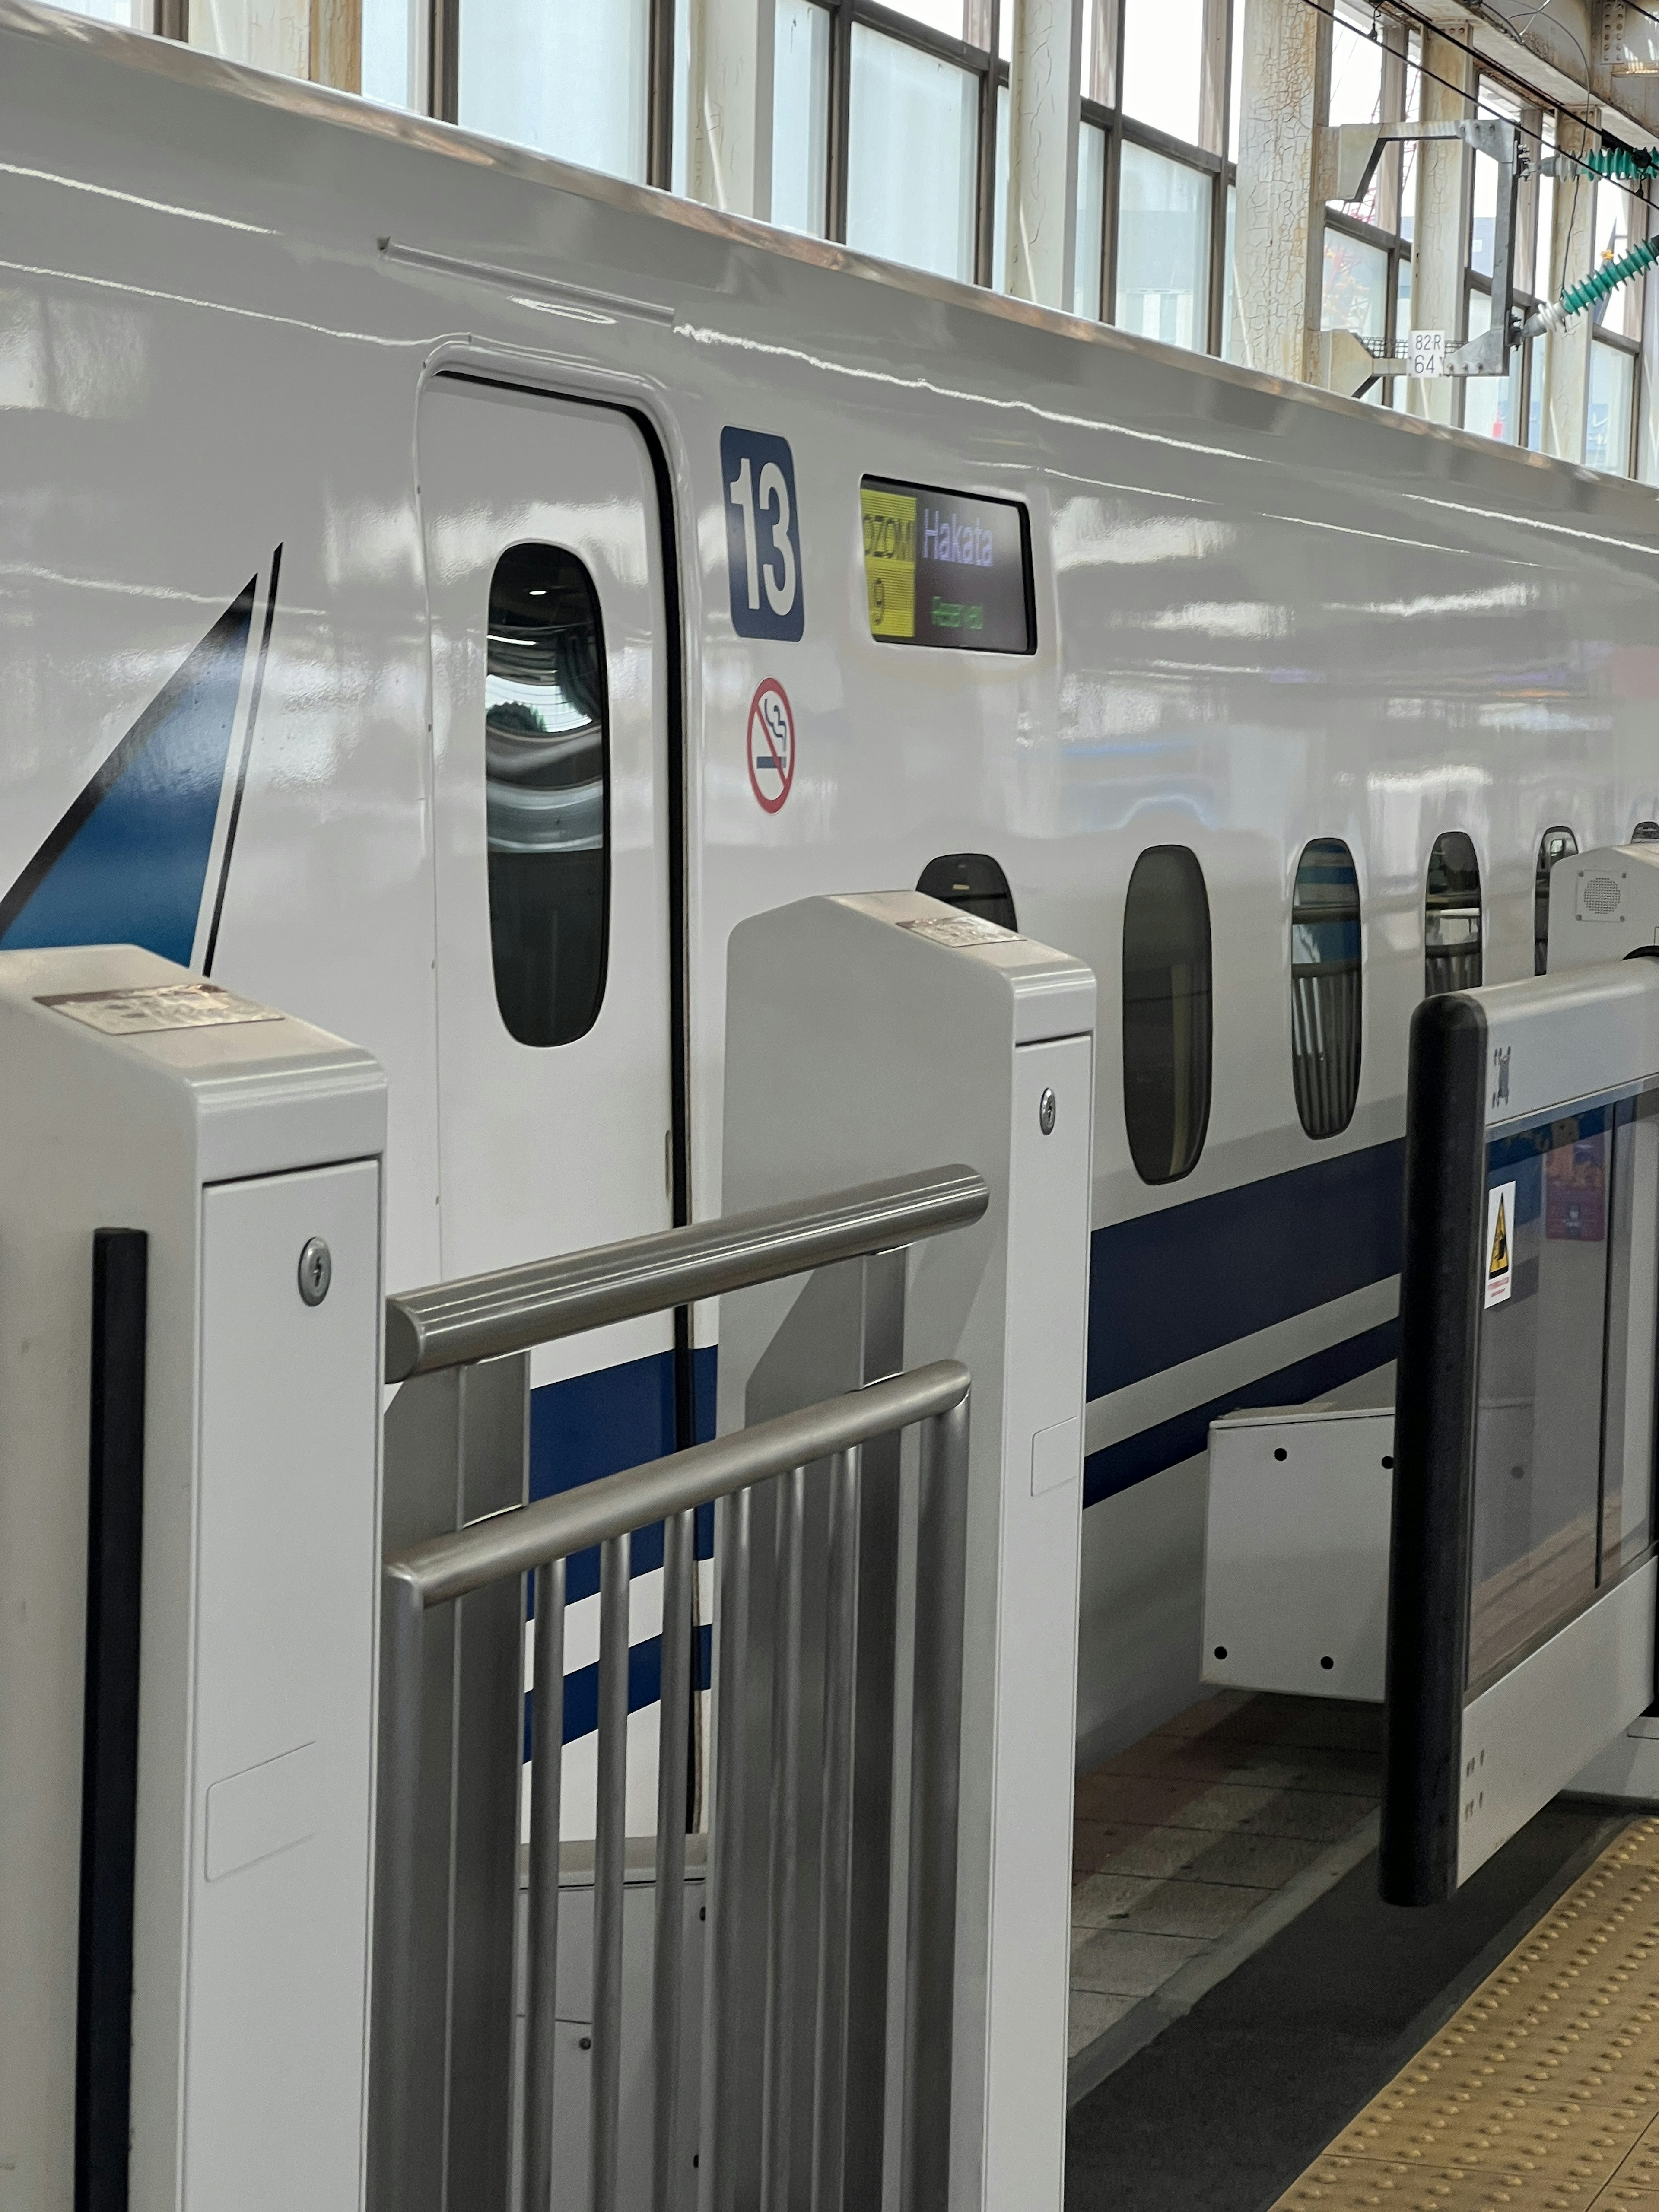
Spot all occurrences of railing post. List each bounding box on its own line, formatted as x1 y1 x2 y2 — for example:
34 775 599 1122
760 1465 807 2212
591 1535 631 2212
652 1509 694 2211
811 1446 860 2212
522 1556 566 2212
709 1483 755 2212
374 1563 426 2212
902 1394 970 2212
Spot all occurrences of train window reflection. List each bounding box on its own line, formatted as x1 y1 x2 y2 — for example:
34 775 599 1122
916 852 1017 931
1424 832 1483 997
1533 826 1578 975
1290 839 1362 1140
484 543 609 1048
1122 845 1212 1184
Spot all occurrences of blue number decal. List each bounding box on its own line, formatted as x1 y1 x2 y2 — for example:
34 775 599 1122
721 427 804 642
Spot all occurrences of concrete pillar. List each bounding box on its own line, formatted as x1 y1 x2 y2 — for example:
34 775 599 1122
1406 31 1472 428
310 0 360 89
1542 111 1599 463
1227 0 1331 384
686 0 774 221
1004 0 1084 307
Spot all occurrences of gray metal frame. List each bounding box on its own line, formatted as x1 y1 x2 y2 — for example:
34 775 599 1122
379 1362 971 2212
372 1163 988 2212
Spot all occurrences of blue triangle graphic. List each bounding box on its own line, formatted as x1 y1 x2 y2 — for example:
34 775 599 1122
0 580 257 965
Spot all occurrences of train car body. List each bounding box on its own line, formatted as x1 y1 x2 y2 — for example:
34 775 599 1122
3 3 1659 2178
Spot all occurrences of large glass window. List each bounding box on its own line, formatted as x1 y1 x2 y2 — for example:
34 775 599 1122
1122 846 1213 1185
846 25 979 282
1322 228 1389 345
1120 0 1205 148
1588 340 1637 477
773 0 832 237
1534 825 1578 974
1290 839 1362 1140
484 544 609 1049
1074 119 1107 321
1117 143 1211 353
1424 831 1483 998
458 0 648 181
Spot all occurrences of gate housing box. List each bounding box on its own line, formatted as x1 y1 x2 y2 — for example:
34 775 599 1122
716 892 1095 2212
0 946 385 2211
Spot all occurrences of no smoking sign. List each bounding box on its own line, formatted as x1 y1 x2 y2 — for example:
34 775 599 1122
746 678 795 814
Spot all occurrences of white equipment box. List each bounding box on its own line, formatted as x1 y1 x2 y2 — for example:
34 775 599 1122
1202 1404 1394 1702
717 893 1095 2212
0 947 385 2211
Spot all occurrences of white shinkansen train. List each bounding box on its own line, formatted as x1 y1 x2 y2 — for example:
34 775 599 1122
3 0 1659 1861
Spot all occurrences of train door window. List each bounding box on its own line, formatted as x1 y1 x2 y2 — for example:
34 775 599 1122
1424 832 1483 997
916 852 1017 931
1122 845 1212 1184
1633 821 1659 842
1290 839 1362 1139
1534 826 1579 974
484 543 609 1047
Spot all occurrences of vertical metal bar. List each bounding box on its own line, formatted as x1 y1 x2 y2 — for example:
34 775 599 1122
652 1510 694 2212
592 1536 631 2212
810 1448 860 2212
375 1564 427 2212
761 1467 807 2212
76 1228 148 2212
523 1557 566 2212
902 1398 971 2212
709 1485 754 2212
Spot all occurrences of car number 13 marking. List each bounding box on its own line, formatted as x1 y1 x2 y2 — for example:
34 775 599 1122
721 427 805 642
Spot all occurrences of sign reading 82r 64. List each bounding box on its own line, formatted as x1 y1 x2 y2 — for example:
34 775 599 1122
721 426 804 642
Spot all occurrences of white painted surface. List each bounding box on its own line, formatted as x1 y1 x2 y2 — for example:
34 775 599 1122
1203 1406 1394 1702
185 1159 381 2211
1459 1557 1658 1886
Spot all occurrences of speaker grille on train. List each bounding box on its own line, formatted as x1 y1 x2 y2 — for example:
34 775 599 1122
1580 873 1625 919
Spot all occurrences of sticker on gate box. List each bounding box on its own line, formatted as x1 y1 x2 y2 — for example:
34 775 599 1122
37 981 283 1036
896 913 1023 949
1484 1179 1516 1308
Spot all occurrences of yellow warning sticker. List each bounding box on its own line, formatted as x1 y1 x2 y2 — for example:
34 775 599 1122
1484 1179 1516 1308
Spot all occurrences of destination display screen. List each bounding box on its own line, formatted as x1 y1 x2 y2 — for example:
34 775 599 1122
860 478 1033 653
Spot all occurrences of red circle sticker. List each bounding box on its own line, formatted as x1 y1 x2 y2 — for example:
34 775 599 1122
746 679 795 814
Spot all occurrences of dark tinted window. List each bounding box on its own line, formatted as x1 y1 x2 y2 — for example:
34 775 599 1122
1122 845 1212 1184
1634 820 1659 842
1290 839 1362 1139
916 852 1017 931
1424 832 1482 998
485 544 608 1047
1533 826 1578 974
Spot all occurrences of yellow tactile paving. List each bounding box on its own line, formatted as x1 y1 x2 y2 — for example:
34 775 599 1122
1271 1822 1659 2212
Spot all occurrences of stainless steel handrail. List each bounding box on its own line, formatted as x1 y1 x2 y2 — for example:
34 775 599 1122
377 1360 972 2212
383 1164 988 1382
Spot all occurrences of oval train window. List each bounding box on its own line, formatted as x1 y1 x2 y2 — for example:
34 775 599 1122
1533 825 1578 974
916 852 1017 931
1290 839 1362 1140
484 543 610 1048
1424 832 1483 998
1122 845 1212 1185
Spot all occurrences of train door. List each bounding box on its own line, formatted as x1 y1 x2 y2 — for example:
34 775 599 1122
418 374 676 1328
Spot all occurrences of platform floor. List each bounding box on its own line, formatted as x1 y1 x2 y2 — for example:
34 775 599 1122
1069 1690 1383 2086
1273 1817 1659 2210
1066 1778 1620 2210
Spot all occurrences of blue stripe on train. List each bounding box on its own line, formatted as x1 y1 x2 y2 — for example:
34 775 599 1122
1082 1316 1398 1510
1087 1137 1404 1401
526 1624 715 1756
528 1344 718 1605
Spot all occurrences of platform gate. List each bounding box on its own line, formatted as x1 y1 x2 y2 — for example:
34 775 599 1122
367 1167 984 2212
